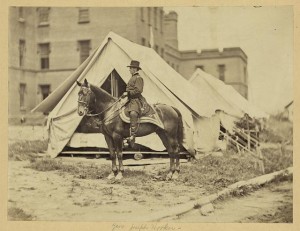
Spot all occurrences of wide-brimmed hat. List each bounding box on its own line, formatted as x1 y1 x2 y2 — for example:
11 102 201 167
127 60 141 70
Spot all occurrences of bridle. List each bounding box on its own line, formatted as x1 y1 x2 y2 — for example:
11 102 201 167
77 86 95 115
77 86 124 125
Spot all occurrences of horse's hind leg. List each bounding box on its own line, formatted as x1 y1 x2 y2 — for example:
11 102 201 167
172 145 180 180
157 131 176 180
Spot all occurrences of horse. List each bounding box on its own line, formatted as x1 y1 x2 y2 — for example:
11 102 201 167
76 79 184 180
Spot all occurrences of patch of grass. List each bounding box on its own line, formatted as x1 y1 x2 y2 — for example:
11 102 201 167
263 148 293 174
260 116 293 144
242 202 293 223
268 172 293 184
8 140 48 161
27 157 111 179
8 207 34 221
178 153 259 193
177 147 292 195
28 158 64 171
121 169 151 187
9 115 47 126
230 184 261 197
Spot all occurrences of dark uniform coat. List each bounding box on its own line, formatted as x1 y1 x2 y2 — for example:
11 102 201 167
126 72 145 115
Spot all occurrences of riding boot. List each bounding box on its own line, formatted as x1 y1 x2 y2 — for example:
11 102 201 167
129 111 138 148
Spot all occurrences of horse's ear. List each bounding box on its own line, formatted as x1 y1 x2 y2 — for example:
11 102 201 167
76 81 81 87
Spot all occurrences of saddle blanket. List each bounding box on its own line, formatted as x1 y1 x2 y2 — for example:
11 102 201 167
120 104 164 129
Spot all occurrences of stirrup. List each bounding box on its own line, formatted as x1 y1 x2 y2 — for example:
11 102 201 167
123 139 129 148
128 135 136 148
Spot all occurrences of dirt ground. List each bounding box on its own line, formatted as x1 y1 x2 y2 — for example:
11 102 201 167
8 159 205 222
170 181 293 223
8 157 293 222
8 125 293 222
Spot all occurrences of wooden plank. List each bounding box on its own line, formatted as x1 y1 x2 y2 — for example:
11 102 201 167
61 151 171 155
123 159 188 166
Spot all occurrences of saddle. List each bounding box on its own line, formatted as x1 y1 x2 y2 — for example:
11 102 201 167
119 101 164 129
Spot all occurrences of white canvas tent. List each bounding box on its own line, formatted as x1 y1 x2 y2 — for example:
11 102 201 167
189 69 268 152
189 68 269 119
32 32 216 157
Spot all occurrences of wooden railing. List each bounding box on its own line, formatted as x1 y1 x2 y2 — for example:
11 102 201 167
220 127 265 173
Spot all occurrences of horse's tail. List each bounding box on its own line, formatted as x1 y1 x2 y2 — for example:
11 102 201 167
171 106 184 147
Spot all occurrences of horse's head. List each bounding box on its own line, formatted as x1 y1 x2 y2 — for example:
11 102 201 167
76 79 95 116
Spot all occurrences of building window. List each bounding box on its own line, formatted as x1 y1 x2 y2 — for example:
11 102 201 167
147 8 151 26
195 65 205 71
154 8 157 29
19 83 26 109
171 63 175 68
39 85 51 100
140 8 144 21
154 45 159 53
141 37 146 46
39 43 50 69
218 64 226 81
19 39 25 67
161 48 164 58
79 40 91 64
38 7 50 26
18 7 25 22
78 8 90 23
244 67 247 83
160 10 163 33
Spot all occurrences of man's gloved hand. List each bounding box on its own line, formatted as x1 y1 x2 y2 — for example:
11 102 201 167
121 92 128 99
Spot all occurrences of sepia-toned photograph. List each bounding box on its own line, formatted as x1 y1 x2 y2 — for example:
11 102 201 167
6 4 294 227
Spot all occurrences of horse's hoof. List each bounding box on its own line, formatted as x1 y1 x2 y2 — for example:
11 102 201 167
166 172 173 181
107 172 116 180
115 172 123 180
123 141 129 148
172 171 179 180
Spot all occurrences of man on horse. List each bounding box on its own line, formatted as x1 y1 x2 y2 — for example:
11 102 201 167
122 60 146 147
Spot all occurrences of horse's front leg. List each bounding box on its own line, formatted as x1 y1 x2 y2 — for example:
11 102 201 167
113 133 124 180
105 136 118 180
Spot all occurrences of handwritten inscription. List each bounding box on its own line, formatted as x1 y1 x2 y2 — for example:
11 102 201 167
112 223 126 231
112 223 181 231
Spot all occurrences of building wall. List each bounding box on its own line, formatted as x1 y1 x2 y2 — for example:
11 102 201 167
164 44 181 72
36 7 139 70
9 7 39 115
8 7 249 116
9 7 161 116
163 11 178 49
137 7 165 56
179 48 248 98
8 69 37 115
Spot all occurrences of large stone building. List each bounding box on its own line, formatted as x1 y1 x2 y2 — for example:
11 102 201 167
9 7 248 117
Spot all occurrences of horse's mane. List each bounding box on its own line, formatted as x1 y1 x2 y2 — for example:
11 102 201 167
89 84 117 101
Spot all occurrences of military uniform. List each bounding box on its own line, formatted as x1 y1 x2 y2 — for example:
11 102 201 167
126 72 145 115
123 60 145 147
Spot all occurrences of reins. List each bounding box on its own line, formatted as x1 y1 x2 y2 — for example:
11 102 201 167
85 98 122 117
86 98 127 126
78 85 127 126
